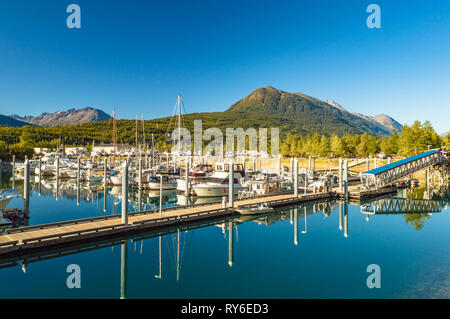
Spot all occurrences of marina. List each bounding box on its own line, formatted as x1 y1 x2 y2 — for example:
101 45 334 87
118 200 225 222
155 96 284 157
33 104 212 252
1 0 450 303
0 119 449 299
1 148 448 262
0 178 448 298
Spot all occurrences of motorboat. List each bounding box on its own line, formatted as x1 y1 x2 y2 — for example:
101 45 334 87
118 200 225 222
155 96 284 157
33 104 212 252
176 166 211 194
242 176 287 197
236 203 274 215
148 175 177 190
192 170 247 197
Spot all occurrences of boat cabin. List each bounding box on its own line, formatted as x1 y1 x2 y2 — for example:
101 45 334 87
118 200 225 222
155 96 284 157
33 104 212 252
215 163 245 177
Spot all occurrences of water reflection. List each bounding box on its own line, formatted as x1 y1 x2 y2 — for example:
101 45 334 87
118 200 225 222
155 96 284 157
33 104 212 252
1 174 449 298
361 186 449 231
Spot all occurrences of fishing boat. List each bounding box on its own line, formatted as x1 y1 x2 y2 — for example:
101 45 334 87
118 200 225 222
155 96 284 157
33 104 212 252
192 169 247 197
176 164 213 194
243 176 287 197
148 175 177 190
236 203 274 215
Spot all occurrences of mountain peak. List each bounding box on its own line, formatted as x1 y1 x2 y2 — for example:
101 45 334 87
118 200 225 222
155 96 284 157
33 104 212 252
226 87 402 137
10 107 112 127
325 99 346 112
372 114 403 133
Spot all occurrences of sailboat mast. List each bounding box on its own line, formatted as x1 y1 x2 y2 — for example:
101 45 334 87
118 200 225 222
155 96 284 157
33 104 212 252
113 109 117 166
177 94 181 155
142 115 146 150
152 133 155 158
135 115 138 149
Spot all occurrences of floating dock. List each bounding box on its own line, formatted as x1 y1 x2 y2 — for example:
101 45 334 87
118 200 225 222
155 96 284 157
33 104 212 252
0 180 411 258
0 191 334 258
334 184 401 200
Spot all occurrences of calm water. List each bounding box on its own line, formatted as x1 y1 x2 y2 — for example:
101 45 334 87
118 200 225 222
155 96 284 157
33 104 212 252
0 175 449 298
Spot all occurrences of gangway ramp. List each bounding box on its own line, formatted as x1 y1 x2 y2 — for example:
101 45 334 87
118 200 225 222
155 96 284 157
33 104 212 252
361 150 444 189
361 198 447 215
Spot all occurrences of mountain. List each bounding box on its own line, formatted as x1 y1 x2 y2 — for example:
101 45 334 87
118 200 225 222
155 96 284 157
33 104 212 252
372 114 403 133
440 131 450 138
3 87 403 137
226 86 400 137
325 99 346 112
11 107 112 127
325 99 402 133
0 114 31 127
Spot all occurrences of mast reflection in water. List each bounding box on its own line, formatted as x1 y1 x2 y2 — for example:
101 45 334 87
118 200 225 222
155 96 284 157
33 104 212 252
0 177 449 298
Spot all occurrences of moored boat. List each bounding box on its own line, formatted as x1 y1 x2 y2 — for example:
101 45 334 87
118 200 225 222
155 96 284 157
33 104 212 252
148 175 177 190
236 203 274 215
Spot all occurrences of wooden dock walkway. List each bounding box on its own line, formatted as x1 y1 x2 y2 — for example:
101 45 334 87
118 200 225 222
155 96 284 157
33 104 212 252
0 180 405 257
0 191 332 257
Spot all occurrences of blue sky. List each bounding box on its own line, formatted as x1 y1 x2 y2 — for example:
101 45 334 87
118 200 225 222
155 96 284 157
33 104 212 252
0 0 449 133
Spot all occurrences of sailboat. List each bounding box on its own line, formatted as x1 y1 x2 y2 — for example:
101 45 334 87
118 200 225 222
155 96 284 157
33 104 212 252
164 94 188 157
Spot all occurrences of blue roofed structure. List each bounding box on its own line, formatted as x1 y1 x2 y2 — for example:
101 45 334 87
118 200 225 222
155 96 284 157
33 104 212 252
361 149 444 189
364 150 440 176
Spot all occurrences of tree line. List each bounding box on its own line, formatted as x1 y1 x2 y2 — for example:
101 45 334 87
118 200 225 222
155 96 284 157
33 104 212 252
0 119 448 161
280 121 445 158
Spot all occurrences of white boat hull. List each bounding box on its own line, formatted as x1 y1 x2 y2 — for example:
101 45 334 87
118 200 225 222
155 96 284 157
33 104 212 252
193 184 247 197
148 181 177 190
110 176 122 185
236 207 274 215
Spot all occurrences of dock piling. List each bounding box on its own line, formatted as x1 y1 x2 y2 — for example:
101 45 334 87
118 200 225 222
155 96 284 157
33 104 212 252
138 156 142 191
159 174 162 217
103 187 107 212
228 221 234 267
104 157 107 187
12 155 15 188
344 201 348 238
77 156 81 185
229 159 234 208
38 157 42 182
344 159 348 199
24 159 30 200
185 158 190 196
121 161 128 225
294 157 298 197
290 158 294 183
294 208 298 246
120 240 128 299
56 156 59 181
